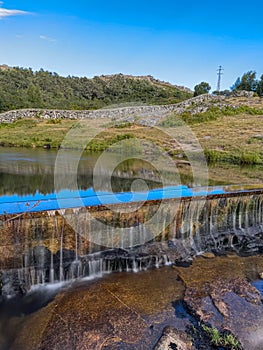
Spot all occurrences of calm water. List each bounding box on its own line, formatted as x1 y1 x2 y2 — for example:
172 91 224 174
0 147 168 194
0 147 263 214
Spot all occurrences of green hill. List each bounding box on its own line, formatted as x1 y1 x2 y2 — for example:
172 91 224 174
0 65 193 112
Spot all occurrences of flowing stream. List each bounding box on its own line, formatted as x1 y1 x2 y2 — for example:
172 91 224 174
1 147 263 349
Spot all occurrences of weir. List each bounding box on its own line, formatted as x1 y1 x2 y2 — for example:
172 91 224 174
1 186 263 299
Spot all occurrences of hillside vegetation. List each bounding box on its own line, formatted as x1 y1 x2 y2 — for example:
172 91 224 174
0 65 192 112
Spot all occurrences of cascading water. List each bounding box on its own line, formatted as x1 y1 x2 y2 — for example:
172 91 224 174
1 191 263 299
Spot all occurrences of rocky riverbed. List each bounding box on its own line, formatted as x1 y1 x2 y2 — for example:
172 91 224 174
1 253 263 350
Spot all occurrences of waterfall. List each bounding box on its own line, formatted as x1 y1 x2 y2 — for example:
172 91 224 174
1 191 263 298
87 254 103 278
59 223 64 281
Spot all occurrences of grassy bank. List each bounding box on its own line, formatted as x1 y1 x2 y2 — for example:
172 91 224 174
1 99 263 166
0 118 176 152
160 103 263 165
191 107 263 165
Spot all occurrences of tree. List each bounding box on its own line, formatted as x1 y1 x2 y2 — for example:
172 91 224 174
0 66 193 112
256 74 263 97
231 71 257 92
194 82 211 96
26 83 43 107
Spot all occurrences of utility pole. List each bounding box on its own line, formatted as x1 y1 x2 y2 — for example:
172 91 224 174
217 65 224 92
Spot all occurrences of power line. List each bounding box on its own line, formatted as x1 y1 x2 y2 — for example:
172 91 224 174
217 65 224 92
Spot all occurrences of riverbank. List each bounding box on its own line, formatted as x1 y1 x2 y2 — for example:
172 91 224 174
2 253 263 350
0 96 263 165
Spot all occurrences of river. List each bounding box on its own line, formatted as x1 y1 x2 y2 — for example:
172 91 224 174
1 147 263 349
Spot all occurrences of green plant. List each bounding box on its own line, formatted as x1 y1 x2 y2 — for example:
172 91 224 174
47 118 61 124
223 333 240 348
114 122 134 128
202 324 221 346
201 324 241 350
204 149 222 163
239 151 261 165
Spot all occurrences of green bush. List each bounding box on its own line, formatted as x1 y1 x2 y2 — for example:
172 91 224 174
239 151 261 165
204 148 262 165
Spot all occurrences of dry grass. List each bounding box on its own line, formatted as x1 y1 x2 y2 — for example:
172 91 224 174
192 113 263 155
225 96 263 108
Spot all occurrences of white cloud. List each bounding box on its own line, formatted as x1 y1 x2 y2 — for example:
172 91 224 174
40 35 57 43
0 2 29 19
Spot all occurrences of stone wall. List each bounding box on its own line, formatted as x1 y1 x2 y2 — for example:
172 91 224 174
0 94 225 124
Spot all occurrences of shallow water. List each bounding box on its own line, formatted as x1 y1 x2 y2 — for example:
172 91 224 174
0 267 185 350
0 285 60 349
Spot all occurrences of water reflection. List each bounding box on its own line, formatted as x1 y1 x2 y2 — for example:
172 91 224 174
0 147 166 196
0 147 263 199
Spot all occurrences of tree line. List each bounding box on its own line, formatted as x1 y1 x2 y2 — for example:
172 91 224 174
0 66 192 112
230 71 263 95
194 71 263 97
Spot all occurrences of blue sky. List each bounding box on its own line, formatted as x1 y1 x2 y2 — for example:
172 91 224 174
1 1 263 90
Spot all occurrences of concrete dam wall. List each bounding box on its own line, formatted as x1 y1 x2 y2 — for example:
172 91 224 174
0 189 263 298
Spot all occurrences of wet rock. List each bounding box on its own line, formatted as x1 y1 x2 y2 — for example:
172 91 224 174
154 326 195 350
5 254 263 349
184 276 263 350
53 249 76 272
11 267 185 350
0 270 27 298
